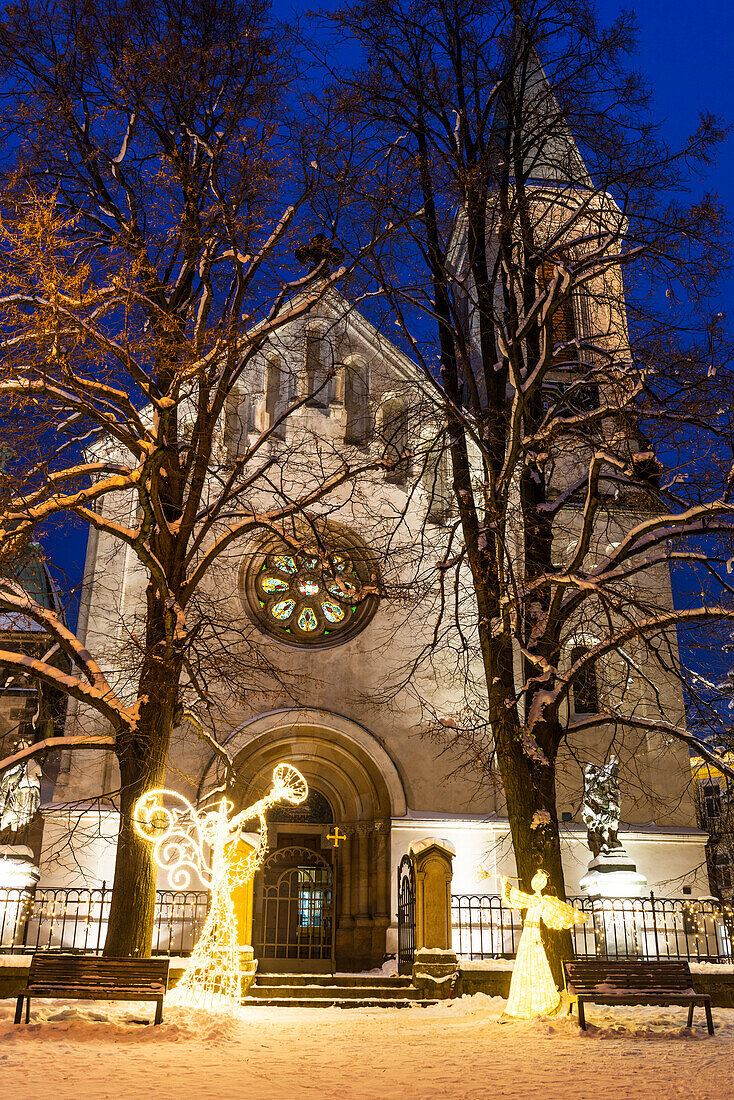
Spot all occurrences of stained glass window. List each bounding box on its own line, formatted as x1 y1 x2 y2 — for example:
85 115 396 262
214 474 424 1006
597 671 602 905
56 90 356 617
244 522 380 648
262 576 290 593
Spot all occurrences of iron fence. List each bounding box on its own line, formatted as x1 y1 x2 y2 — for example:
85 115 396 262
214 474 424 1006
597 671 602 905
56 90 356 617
452 892 734 963
0 885 209 956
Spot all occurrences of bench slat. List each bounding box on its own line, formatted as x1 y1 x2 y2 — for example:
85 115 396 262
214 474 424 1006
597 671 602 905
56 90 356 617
16 953 171 1027
563 959 714 1034
565 961 693 993
28 956 169 983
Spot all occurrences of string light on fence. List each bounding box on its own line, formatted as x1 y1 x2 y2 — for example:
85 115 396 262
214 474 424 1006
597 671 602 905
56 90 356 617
134 762 308 1011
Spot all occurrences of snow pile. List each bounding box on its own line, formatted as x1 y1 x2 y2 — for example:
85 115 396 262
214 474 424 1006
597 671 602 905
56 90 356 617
0 999 241 1045
1 994 733 1100
0 955 31 968
690 960 734 974
460 957 515 971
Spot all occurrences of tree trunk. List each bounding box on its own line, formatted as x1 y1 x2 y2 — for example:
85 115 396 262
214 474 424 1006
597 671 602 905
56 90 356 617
503 749 572 983
104 655 181 957
491 706 572 984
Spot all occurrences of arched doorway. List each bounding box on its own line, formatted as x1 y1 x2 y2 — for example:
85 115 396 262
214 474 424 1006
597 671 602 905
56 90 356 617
254 845 336 972
200 710 406 971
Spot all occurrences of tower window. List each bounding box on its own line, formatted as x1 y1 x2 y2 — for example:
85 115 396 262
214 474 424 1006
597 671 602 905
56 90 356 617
538 259 577 364
423 441 450 523
570 646 598 714
225 393 252 463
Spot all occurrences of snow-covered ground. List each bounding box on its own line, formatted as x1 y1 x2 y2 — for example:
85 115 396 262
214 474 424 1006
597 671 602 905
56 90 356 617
2 994 733 1099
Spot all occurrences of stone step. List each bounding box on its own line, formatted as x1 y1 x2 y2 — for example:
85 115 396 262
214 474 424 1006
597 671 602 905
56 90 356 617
242 996 437 1009
248 983 425 1000
253 973 410 988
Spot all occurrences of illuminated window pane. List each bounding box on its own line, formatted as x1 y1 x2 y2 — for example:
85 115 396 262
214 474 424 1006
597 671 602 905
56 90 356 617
297 606 318 631
322 600 345 623
261 576 290 593
271 599 295 621
273 555 297 574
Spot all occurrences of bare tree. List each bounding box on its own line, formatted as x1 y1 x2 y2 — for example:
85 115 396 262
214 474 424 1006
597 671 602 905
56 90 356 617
0 0 389 955
319 0 734 973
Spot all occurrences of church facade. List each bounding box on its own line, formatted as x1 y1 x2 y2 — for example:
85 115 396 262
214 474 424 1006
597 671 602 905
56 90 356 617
29 281 709 972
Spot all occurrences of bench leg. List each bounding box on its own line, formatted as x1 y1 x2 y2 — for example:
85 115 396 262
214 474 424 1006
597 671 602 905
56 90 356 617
687 1003 694 1028
577 1000 587 1031
14 996 23 1025
705 1002 714 1036
154 997 163 1026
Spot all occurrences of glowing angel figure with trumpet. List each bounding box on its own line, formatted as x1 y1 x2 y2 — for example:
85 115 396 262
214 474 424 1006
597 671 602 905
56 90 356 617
501 870 587 1019
134 763 308 1009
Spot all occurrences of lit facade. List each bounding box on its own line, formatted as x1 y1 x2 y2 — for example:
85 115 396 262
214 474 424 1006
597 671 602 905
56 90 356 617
32 288 709 971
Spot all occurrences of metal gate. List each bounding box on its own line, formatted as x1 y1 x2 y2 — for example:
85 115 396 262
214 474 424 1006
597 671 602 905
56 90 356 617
255 846 336 972
397 854 415 975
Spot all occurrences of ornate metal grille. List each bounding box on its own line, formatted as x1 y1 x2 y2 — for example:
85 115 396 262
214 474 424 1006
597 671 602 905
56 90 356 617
397 854 416 975
255 846 335 966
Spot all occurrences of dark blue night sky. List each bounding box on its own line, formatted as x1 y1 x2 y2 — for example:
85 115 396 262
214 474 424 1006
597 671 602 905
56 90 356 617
632 0 733 299
43 0 734 637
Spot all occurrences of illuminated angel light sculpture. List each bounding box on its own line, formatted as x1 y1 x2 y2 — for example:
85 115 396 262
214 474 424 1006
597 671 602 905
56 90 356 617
501 870 587 1019
134 763 308 1009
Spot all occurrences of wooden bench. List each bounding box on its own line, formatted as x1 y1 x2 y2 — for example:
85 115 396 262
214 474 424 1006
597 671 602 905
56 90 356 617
564 960 714 1034
15 954 170 1026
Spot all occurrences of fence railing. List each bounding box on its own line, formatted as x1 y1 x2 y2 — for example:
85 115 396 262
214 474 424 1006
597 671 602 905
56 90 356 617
4 885 733 963
452 892 734 963
0 885 209 956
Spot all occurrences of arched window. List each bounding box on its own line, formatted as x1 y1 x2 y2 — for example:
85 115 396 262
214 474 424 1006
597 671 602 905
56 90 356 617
305 331 331 409
268 789 333 824
382 397 411 485
265 357 287 439
423 438 450 523
344 360 370 444
224 392 252 464
570 645 598 714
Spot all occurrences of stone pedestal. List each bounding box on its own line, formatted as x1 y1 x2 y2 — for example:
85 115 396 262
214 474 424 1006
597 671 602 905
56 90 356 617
579 844 648 898
0 844 39 890
408 837 459 999
239 945 258 994
0 844 39 949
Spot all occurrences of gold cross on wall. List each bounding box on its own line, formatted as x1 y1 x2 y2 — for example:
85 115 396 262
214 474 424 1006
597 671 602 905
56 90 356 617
327 826 347 848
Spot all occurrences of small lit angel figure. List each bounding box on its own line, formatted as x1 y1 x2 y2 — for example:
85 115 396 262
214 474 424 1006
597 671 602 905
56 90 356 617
501 870 587 1019
134 763 308 1010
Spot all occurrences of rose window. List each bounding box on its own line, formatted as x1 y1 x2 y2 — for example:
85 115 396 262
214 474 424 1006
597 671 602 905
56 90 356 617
243 523 379 648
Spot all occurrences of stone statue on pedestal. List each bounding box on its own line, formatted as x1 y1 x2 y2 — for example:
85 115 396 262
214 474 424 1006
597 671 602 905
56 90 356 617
579 756 647 898
0 742 42 838
582 758 623 858
0 741 42 892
